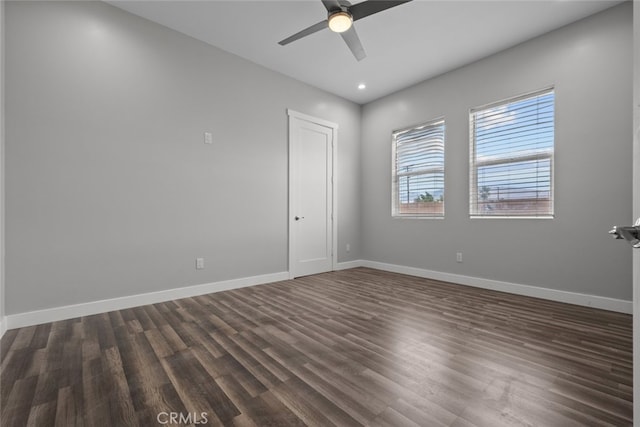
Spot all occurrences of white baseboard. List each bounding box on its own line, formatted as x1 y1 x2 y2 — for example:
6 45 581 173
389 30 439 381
4 260 631 331
5 271 289 330
361 260 632 314
335 260 364 270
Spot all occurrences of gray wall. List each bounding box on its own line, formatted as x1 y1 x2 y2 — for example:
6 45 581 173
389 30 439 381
361 3 633 300
5 0 361 314
5 0 633 318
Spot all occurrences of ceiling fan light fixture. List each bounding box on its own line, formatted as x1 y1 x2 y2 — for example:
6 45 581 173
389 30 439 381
328 11 353 33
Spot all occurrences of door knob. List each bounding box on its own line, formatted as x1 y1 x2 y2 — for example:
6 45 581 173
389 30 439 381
295 216 304 221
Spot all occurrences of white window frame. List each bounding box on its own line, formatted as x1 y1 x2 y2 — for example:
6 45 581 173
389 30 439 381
392 117 445 219
469 88 555 219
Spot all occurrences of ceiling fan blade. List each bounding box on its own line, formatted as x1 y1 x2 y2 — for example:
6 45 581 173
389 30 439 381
340 26 366 61
321 0 342 12
278 20 328 46
349 0 413 22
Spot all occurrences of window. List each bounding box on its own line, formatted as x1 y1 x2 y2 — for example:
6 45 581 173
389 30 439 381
470 88 554 217
392 118 445 217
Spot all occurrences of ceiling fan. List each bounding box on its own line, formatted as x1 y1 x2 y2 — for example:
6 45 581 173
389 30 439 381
278 0 413 61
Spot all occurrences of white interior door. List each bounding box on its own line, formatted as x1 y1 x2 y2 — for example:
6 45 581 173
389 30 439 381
288 110 337 278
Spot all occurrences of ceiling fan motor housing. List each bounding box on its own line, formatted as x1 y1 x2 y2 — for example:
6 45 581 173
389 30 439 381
328 9 353 33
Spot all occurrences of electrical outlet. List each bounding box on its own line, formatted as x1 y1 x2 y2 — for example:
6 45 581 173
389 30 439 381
456 252 463 263
346 243 351 253
196 257 205 270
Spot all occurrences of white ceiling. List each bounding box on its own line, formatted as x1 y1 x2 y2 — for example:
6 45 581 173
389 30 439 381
108 0 623 104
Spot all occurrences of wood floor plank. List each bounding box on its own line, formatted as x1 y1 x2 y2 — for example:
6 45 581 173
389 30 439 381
31 367 63 407
10 326 37 351
54 385 83 427
0 267 633 426
1 376 38 427
101 346 139 427
1 348 38 408
0 329 19 364
26 400 57 427
390 397 454 427
81 357 110 427
160 349 240 423
269 379 339 427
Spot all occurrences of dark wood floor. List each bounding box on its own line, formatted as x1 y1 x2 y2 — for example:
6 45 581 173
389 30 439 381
0 268 632 426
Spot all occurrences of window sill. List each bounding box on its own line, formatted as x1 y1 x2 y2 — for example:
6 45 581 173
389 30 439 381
392 215 445 220
470 215 554 220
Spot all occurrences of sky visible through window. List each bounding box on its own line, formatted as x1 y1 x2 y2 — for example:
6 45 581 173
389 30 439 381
473 91 554 203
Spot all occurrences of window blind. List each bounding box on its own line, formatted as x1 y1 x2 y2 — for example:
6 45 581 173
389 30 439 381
392 119 445 217
470 89 554 217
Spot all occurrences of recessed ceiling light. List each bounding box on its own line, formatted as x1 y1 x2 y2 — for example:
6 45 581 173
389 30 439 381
358 83 366 90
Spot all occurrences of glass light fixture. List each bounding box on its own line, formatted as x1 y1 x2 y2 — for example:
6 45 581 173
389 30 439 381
328 11 353 33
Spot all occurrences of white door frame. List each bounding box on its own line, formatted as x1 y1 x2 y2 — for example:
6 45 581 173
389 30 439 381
287 109 338 279
632 2 639 421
